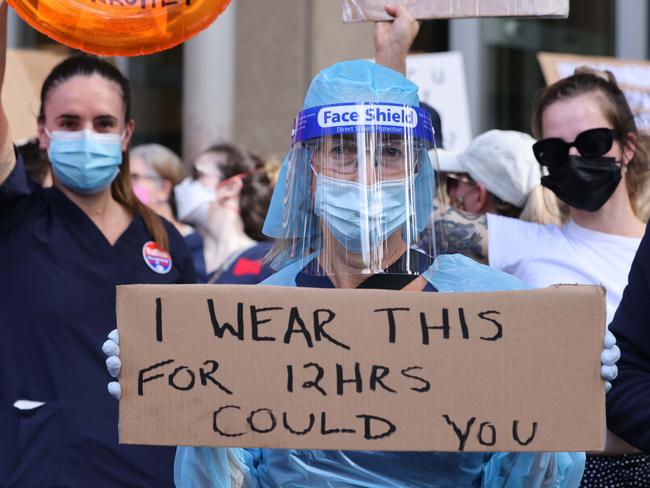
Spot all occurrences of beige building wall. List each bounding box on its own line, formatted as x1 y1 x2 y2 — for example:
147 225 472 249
309 0 375 77
233 0 374 160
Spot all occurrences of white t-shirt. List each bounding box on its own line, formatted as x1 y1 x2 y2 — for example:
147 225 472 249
488 214 642 325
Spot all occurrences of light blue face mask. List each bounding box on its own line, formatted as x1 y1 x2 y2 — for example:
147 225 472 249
314 173 411 254
46 129 124 195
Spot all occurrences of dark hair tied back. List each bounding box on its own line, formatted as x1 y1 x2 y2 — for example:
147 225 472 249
203 143 273 241
39 54 131 123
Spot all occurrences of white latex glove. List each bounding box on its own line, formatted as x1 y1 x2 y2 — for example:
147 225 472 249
102 329 122 400
601 329 620 393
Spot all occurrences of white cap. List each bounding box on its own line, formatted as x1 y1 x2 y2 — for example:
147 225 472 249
432 130 541 208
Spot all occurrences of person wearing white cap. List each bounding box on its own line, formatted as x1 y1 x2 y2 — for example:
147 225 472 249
436 129 562 225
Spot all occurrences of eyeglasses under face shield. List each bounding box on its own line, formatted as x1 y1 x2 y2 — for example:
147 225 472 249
311 133 421 181
275 102 443 276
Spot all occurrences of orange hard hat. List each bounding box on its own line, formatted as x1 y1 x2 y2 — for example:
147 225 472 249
7 0 232 56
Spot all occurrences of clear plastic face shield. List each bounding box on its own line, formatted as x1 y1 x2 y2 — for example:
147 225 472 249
273 102 442 276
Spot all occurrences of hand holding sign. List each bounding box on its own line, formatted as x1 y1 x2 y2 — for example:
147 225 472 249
374 4 419 75
103 329 121 400
344 0 569 22
7 0 231 56
601 329 620 392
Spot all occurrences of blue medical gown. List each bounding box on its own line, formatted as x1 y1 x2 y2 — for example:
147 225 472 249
175 254 585 488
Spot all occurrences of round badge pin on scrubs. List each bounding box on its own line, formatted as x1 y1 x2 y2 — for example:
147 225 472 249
142 241 172 274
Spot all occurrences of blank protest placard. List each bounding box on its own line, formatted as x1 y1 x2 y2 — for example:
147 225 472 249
117 284 605 452
4 49 67 142
342 0 569 22
538 52 650 132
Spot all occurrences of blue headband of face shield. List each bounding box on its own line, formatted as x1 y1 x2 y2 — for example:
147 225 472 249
291 103 435 148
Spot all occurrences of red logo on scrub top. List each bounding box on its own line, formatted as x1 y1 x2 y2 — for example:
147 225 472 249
233 257 263 276
142 241 172 274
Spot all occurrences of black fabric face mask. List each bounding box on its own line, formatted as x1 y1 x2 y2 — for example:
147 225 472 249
541 155 622 212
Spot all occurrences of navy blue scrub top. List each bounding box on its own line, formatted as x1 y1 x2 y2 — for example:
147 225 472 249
0 153 196 487
184 230 209 283
607 223 650 451
212 242 274 285
186 231 274 285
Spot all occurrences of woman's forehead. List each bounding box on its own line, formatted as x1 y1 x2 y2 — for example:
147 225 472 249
43 74 125 121
541 93 611 140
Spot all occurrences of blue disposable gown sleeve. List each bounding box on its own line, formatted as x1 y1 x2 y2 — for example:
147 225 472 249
422 253 531 292
175 447 257 488
483 452 585 487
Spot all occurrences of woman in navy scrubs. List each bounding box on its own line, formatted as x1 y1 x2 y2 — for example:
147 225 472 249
0 5 195 487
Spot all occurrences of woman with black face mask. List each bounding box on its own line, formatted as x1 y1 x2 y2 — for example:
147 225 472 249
527 69 649 487
425 68 648 485
433 69 646 327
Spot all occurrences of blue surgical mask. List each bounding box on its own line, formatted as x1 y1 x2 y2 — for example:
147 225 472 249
314 173 410 254
46 129 124 195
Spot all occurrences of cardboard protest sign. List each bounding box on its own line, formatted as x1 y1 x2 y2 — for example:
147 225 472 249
117 284 605 452
343 0 569 22
538 52 650 132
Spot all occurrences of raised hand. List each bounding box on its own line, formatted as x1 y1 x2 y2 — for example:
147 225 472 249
374 4 419 75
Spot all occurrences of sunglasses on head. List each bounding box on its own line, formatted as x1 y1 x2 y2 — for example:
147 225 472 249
533 128 616 168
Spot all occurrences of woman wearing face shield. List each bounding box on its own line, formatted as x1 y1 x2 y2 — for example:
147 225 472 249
103 56 618 486
0 5 196 486
164 60 593 488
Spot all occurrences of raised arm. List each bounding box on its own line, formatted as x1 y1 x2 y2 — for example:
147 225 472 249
0 2 15 186
433 203 489 263
374 4 419 75
373 6 489 262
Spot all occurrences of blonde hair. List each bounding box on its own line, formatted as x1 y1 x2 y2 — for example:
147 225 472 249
130 144 186 184
519 185 566 226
